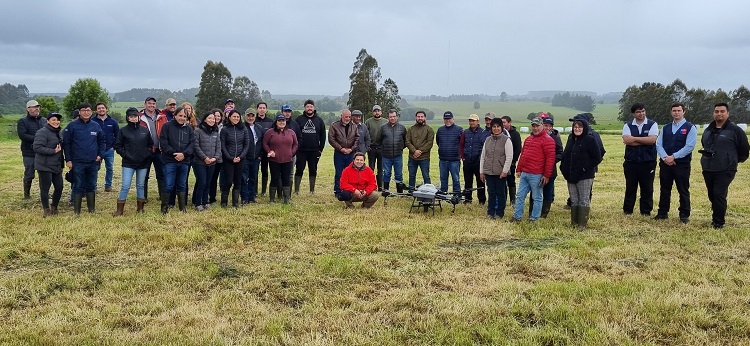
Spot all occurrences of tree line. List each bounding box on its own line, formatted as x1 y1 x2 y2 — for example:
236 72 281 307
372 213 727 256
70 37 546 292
551 92 596 112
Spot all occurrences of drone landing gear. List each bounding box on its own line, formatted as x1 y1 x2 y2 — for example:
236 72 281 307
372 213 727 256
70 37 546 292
409 197 442 215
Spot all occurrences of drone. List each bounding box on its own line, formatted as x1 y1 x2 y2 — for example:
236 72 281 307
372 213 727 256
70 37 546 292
382 184 484 215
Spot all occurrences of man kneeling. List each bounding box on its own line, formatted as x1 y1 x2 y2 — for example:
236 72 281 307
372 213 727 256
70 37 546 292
338 152 380 208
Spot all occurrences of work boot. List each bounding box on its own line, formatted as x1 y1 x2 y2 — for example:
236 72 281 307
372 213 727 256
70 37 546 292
160 193 170 215
269 187 277 203
282 186 291 204
136 198 145 213
86 192 96 213
73 194 83 215
23 180 32 200
231 189 240 208
570 205 579 227
113 200 126 217
261 176 268 196
43 208 52 218
578 206 590 230
220 191 229 208
541 201 552 218
294 175 302 195
309 175 317 194
177 192 187 213
50 205 59 215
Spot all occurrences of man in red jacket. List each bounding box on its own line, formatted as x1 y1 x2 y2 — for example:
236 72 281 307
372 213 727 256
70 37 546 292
337 152 380 208
511 117 556 222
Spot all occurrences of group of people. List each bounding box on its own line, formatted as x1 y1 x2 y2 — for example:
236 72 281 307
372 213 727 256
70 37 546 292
18 96 749 228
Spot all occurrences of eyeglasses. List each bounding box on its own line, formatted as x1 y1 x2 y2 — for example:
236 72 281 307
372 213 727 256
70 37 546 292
168 103 176 106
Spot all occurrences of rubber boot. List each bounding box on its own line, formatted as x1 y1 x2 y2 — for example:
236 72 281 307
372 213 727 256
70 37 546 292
578 206 590 230
376 175 383 192
23 180 32 200
157 180 165 199
160 193 170 214
86 192 96 213
269 187 277 203
508 185 517 208
282 186 291 204
177 192 187 213
294 175 302 195
143 179 149 203
231 189 240 208
309 175 316 194
261 176 268 196
43 208 52 218
73 194 83 215
113 200 125 217
396 182 405 194
136 198 145 213
570 206 579 227
50 205 59 215
220 191 229 208
541 201 552 219
383 182 390 192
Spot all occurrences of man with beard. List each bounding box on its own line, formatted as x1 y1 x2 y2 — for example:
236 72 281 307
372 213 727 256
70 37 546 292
460 114 490 204
405 110 434 190
18 99 46 200
377 109 407 193
328 109 358 195
92 102 119 192
365 105 387 191
255 102 274 196
294 100 326 194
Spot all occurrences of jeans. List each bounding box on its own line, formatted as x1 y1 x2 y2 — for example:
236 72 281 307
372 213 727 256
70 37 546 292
333 152 354 193
485 175 507 217
163 163 189 194
407 158 431 188
513 172 543 220
242 158 260 202
98 148 115 188
38 171 62 209
192 164 216 206
439 160 461 193
118 167 148 200
382 155 403 184
72 161 99 194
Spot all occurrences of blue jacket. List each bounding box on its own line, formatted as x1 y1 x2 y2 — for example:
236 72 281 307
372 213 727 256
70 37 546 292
436 124 463 161
63 118 106 163
460 126 489 162
92 115 119 150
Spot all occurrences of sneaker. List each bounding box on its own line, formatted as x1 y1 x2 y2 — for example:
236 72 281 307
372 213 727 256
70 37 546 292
195 205 204 212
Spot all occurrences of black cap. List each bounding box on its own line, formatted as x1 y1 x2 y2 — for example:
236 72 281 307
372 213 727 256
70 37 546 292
125 107 140 117
46 112 62 120
225 99 235 105
443 111 454 119
145 97 156 103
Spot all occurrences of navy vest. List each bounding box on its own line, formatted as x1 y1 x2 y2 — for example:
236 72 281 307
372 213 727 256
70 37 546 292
662 121 693 164
462 127 489 162
624 120 657 162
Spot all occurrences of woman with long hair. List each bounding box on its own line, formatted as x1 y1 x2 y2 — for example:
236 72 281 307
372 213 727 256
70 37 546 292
192 111 222 211
208 108 225 205
220 109 250 207
262 114 298 204
33 112 65 217
113 107 154 216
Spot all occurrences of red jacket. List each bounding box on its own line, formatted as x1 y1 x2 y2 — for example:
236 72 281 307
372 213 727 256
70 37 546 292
340 163 377 195
516 130 556 178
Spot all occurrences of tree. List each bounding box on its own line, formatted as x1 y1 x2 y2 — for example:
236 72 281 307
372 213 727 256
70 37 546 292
261 89 272 101
347 49 381 116
500 92 508 102
473 101 480 109
62 78 111 119
377 78 401 114
231 76 261 112
196 60 233 114
37 96 59 117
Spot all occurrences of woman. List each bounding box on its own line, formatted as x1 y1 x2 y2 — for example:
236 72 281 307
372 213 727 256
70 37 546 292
262 114 298 204
208 108 225 205
560 118 602 229
479 118 514 219
181 101 198 129
160 107 195 214
193 111 222 211
113 107 154 216
33 112 64 217
220 109 250 207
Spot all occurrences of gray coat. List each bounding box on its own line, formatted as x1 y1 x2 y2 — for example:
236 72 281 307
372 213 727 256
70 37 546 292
33 124 64 174
356 122 371 154
193 125 222 166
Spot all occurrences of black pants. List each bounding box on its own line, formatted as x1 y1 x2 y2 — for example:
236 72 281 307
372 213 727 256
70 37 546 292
462 160 486 203
295 151 320 177
368 146 383 189
260 154 269 186
209 163 224 203
703 170 736 227
505 163 517 204
270 161 293 187
38 171 62 209
657 161 691 218
623 160 656 215
222 160 244 193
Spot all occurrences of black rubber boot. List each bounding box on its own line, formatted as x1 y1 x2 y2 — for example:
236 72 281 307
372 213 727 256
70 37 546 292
578 206 590 230
396 182 405 194
541 202 552 218
73 194 83 215
294 175 302 195
282 186 291 204
177 192 187 213
86 192 96 213
231 189 240 208
23 180 32 200
261 176 268 196
220 191 229 208
309 175 316 194
160 193 170 214
383 182 390 192
570 206 579 227
269 187 277 203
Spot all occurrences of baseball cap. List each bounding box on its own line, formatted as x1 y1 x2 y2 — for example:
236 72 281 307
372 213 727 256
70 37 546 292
542 116 554 125
46 112 62 120
125 107 140 117
26 100 40 108
275 114 287 121
352 110 363 116
372 105 382 111
281 104 292 112
225 98 235 105
468 114 479 121
165 98 177 106
531 117 543 126
485 112 496 120
443 111 454 119
245 108 256 115
144 97 156 103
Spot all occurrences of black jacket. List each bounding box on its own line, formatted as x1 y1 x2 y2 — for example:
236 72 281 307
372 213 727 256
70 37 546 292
379 122 407 158
561 120 602 183
221 121 250 161
33 124 64 174
193 123 222 166
245 122 264 160
18 113 47 157
160 120 195 164
700 120 750 172
114 122 154 169
507 126 522 164
295 112 326 152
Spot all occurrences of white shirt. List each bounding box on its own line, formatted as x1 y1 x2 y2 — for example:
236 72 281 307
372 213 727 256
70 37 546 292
622 117 658 137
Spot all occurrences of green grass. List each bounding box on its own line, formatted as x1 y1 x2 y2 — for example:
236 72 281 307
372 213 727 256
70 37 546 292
1 134 750 344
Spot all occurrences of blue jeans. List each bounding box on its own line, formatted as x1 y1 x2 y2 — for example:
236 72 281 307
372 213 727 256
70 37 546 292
513 172 543 220
407 158 431 188
242 158 260 202
73 161 100 194
382 155 403 184
333 152 354 193
439 160 461 193
118 167 148 200
192 164 216 206
163 163 189 194
485 175 507 217
97 148 115 189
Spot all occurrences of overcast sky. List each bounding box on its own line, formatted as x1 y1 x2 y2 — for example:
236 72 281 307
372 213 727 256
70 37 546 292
2 0 749 97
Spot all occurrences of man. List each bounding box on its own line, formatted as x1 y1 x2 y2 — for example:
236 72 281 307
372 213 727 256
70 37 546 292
63 103 105 215
377 109 407 192
241 108 264 204
436 111 463 193
653 103 697 223
365 105 387 191
484 112 494 132
352 110 371 155
529 114 563 218
159 108 195 214
405 110 434 190
622 103 658 216
460 114 489 204
92 102 119 192
700 103 750 229
511 117 556 222
501 115 522 207
328 109 358 195
337 152 380 208
17 99 46 200
255 101 274 196
140 96 165 202
294 100 326 194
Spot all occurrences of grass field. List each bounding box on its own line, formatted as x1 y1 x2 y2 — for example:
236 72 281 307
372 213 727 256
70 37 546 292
2 129 750 344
